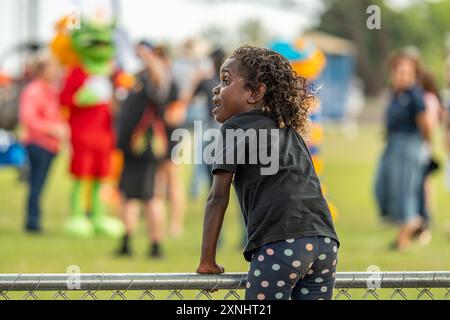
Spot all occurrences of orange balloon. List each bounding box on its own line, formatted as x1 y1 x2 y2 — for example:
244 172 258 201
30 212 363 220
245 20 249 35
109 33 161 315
291 50 326 80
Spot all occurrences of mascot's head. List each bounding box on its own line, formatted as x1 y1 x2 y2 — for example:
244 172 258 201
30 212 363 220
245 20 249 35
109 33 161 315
71 19 116 75
50 16 81 68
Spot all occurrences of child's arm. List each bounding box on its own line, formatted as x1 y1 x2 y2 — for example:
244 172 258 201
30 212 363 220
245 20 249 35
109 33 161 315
196 170 234 274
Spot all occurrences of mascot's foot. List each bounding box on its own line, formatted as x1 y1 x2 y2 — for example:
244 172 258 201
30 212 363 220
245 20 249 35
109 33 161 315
64 216 95 238
92 216 125 238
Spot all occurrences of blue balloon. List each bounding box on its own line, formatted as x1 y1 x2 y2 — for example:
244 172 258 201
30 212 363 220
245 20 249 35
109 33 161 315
269 40 318 63
269 41 306 61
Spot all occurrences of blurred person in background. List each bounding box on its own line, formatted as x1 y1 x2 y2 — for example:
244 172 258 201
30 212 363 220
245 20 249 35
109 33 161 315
445 56 450 237
184 48 226 188
155 43 190 238
116 41 175 258
415 69 444 245
446 56 450 153
19 53 68 233
374 51 431 251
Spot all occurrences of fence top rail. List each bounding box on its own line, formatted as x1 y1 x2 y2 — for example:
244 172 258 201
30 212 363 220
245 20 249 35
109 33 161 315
0 272 449 291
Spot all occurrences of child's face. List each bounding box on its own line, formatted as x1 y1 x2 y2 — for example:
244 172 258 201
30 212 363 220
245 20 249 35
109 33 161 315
212 58 253 123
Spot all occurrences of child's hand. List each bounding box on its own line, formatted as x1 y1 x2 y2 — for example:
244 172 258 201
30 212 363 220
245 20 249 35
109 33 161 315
196 262 225 274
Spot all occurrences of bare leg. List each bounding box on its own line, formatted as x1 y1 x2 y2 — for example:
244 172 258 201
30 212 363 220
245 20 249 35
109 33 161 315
397 217 423 251
145 197 166 243
116 197 140 256
145 196 165 258
417 179 432 245
120 197 141 235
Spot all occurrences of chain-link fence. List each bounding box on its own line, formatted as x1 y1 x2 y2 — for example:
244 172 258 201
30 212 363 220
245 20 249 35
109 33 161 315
1 272 449 300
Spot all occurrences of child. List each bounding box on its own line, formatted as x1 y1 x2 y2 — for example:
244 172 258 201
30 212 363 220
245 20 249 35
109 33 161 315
196 46 340 300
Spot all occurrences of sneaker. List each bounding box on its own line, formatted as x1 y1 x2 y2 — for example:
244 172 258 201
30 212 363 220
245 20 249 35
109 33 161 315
149 243 164 259
25 225 42 234
115 235 133 257
116 245 133 257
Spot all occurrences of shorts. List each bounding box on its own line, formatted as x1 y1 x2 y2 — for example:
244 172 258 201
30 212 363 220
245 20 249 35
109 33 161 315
119 159 158 201
71 147 112 179
245 236 339 300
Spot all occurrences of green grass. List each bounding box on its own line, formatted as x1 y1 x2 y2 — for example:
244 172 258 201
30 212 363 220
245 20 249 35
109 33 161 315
1 123 449 278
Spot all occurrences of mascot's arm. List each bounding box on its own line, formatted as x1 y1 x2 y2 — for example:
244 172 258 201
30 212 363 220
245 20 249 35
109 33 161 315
61 68 105 109
60 68 86 109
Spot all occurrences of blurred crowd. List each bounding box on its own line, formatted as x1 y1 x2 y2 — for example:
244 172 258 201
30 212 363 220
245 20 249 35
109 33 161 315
7 37 229 258
1 34 450 258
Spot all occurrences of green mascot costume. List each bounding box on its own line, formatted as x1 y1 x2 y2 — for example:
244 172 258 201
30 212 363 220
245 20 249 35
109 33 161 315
54 16 124 238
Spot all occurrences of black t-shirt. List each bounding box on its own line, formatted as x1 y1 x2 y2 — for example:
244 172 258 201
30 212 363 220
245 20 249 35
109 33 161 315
212 110 339 262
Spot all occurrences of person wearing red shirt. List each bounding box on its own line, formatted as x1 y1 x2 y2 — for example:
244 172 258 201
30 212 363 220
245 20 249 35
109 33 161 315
20 54 68 233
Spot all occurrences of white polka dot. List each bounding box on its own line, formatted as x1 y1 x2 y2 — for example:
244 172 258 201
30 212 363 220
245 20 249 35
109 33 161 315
292 260 301 268
318 254 326 260
258 255 264 262
301 288 309 295
289 273 298 280
333 246 338 253
277 281 285 287
306 244 314 251
309 263 314 269
332 259 337 266
307 269 314 275
254 270 261 277
246 282 251 288
320 286 328 293
318 298 325 300
275 292 283 299
266 248 274 256
261 281 269 288
324 237 331 244
284 249 293 256
272 264 280 271
257 293 265 300
315 277 324 283
286 239 295 243
322 269 330 274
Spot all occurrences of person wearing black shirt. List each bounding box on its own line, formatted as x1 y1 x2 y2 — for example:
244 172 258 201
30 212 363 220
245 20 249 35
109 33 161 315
116 41 175 258
196 46 339 300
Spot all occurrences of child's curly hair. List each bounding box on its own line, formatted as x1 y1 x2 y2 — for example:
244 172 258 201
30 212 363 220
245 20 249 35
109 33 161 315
231 45 314 136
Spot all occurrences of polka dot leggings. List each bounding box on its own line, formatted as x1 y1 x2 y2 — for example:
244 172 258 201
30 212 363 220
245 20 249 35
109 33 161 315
245 236 339 300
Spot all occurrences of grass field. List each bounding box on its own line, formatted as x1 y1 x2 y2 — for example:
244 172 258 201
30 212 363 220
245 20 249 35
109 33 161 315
1 123 449 280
